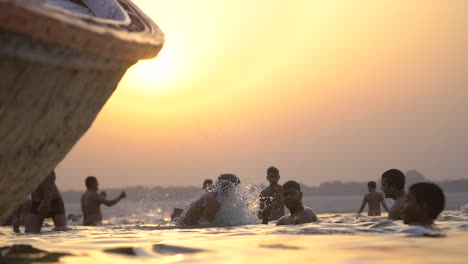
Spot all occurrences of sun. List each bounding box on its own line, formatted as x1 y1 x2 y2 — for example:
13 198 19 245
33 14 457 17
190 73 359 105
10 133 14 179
120 45 177 95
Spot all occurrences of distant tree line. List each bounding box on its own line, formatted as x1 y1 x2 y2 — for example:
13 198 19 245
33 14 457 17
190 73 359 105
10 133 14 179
61 170 468 202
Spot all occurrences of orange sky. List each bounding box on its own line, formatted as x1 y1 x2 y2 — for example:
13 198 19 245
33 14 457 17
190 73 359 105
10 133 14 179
56 0 467 189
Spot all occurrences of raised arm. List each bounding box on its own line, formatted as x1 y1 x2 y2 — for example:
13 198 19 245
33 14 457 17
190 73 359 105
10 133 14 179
98 191 126 207
357 195 368 215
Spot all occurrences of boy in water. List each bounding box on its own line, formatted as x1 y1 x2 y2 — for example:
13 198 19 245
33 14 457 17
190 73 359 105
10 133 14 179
203 179 214 192
81 176 126 226
358 181 389 216
25 170 68 233
258 166 285 223
276 181 318 225
401 182 445 234
177 174 240 226
381 169 406 220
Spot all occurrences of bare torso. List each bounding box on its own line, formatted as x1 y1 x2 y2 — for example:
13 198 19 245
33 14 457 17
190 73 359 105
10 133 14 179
365 191 385 216
177 192 221 226
81 190 103 225
259 185 285 221
276 206 318 225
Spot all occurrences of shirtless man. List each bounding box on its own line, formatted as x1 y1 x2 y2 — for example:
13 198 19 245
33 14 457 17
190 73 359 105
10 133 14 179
381 169 406 220
258 166 285 223
358 181 389 216
177 174 240 226
276 181 318 225
25 170 67 233
81 176 126 226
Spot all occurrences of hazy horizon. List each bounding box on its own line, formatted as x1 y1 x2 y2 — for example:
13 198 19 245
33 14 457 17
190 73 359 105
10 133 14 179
55 0 467 190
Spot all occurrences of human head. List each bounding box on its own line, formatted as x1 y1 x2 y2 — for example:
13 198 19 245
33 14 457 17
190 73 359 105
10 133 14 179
85 176 98 190
381 169 405 199
402 183 445 225
216 174 240 194
368 181 377 192
266 166 280 185
203 179 214 191
282 181 303 209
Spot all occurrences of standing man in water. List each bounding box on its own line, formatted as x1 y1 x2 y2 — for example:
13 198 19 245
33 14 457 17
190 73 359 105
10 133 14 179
276 181 318 225
258 166 285 223
381 169 406 220
81 176 126 226
177 174 241 226
25 170 68 233
358 181 389 216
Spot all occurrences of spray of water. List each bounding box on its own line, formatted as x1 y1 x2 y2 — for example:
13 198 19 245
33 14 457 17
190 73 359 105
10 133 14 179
212 184 262 226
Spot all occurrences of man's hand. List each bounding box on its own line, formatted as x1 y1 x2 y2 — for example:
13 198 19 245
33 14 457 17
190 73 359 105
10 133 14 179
262 206 272 224
119 191 126 199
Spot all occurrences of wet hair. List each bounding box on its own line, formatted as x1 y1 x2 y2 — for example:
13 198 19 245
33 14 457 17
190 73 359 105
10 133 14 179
368 181 377 189
85 176 97 188
409 182 445 220
381 169 405 190
282 180 301 191
267 166 279 175
217 174 240 193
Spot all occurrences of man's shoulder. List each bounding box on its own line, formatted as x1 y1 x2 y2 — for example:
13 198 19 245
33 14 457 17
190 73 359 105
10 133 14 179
83 191 100 199
303 207 318 219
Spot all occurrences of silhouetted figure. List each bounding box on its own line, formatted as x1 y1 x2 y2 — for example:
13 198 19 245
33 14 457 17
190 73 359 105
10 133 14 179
358 181 389 216
25 170 67 233
203 179 214 192
276 181 318 225
258 166 285 223
81 176 126 226
381 169 406 220
177 174 241 226
401 182 445 234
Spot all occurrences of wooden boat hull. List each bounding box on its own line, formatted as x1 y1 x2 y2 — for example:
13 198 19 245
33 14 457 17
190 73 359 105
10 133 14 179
0 0 164 224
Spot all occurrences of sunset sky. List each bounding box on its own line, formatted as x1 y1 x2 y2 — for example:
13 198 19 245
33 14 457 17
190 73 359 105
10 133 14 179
56 0 467 190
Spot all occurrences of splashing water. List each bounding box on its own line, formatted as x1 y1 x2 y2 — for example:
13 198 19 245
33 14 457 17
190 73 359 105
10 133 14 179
213 184 261 226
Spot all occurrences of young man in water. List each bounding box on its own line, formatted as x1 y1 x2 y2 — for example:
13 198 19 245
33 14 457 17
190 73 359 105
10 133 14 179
276 181 318 225
401 182 445 234
358 181 389 216
25 170 68 233
81 176 126 226
177 174 241 226
258 166 285 223
381 169 406 220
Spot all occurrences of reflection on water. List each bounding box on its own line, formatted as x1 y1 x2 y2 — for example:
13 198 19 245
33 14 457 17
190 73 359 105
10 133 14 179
1 211 468 263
